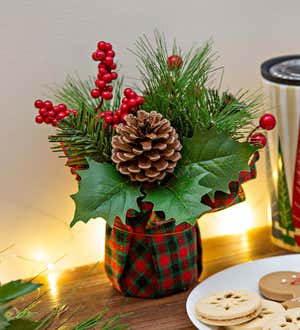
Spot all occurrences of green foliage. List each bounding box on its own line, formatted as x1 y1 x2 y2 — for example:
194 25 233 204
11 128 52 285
0 280 42 304
146 167 211 223
133 31 259 140
71 160 142 227
0 307 9 330
277 141 294 234
4 319 40 330
182 127 258 198
48 75 125 167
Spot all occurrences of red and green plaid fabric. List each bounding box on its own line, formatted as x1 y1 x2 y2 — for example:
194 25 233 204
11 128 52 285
105 198 201 298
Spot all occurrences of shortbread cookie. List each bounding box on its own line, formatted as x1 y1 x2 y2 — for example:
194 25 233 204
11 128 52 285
226 299 286 330
263 319 298 330
259 272 300 302
195 290 262 326
284 308 300 326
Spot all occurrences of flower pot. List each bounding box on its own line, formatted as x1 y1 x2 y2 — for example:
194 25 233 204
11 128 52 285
104 199 202 298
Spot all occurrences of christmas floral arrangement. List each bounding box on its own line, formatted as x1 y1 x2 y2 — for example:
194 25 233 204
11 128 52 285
33 32 276 298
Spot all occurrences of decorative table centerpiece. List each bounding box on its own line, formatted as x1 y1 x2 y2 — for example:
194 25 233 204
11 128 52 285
33 32 275 298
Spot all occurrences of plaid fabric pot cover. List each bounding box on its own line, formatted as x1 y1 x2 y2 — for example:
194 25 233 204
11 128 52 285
105 198 202 298
104 152 259 298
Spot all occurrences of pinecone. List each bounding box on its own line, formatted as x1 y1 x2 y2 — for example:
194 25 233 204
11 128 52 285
111 110 182 183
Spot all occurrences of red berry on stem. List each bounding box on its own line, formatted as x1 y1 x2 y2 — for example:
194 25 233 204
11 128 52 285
259 113 276 130
44 100 53 109
58 104 67 112
96 80 106 89
98 63 106 70
97 41 107 50
103 73 112 82
105 115 114 124
92 51 98 61
121 113 128 122
105 56 113 66
34 99 44 108
168 55 182 70
129 91 137 99
136 96 144 104
124 88 132 98
106 85 113 92
111 63 117 70
121 103 128 112
107 50 115 57
48 110 55 117
91 89 101 98
96 50 106 60
52 119 58 127
116 109 122 116
53 106 60 113
98 67 107 76
102 91 113 100
111 72 118 80
57 112 66 120
122 97 129 104
113 114 119 122
128 99 137 107
250 133 267 147
44 117 52 124
35 115 44 124
65 110 70 116
39 107 48 116
105 43 112 50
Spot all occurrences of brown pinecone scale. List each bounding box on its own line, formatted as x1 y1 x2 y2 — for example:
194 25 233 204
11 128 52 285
111 110 182 183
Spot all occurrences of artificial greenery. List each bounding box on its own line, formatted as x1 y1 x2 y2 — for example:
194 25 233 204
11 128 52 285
41 31 261 227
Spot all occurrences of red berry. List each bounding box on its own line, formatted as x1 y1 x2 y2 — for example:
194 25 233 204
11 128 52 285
107 50 115 57
128 106 137 113
44 117 52 124
116 109 122 116
98 67 107 76
53 106 60 113
111 63 117 70
98 63 106 69
112 123 119 129
44 100 53 109
105 56 113 66
168 55 182 70
122 97 129 104
103 73 112 82
105 115 113 124
113 114 119 122
34 99 44 108
121 103 128 112
58 104 67 112
124 88 132 98
106 110 113 116
39 107 48 116
111 72 118 80
106 85 113 92
105 43 112 50
52 119 58 127
97 41 107 50
91 89 101 98
121 113 128 122
136 96 144 104
48 110 55 117
57 112 66 120
129 91 137 99
250 133 267 147
259 113 276 130
65 110 70 116
102 91 113 100
128 99 137 107
35 115 44 124
96 80 106 89
96 50 106 60
92 51 98 61
70 109 78 115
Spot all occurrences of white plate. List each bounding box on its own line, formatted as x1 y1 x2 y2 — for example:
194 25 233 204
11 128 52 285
186 254 300 329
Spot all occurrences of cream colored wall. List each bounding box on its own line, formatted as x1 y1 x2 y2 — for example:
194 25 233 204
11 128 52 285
1 0 299 282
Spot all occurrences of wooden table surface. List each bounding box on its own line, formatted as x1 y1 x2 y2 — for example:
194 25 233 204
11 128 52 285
20 226 292 329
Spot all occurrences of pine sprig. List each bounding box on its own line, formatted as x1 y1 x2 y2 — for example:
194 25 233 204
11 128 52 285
49 106 113 166
132 31 260 140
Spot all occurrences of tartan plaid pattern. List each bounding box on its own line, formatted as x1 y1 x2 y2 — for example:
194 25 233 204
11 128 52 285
105 198 201 298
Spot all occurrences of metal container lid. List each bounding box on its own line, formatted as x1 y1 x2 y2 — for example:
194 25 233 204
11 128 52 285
261 55 300 86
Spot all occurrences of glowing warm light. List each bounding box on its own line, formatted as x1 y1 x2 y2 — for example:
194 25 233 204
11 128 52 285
47 263 55 271
48 272 58 297
267 203 272 225
273 169 278 183
34 250 46 261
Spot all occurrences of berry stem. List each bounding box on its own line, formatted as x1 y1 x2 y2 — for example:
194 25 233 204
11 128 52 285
247 125 260 143
95 98 104 112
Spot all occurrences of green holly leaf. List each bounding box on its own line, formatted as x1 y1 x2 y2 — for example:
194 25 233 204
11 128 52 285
146 166 211 224
71 159 142 227
0 280 42 304
182 126 257 198
4 319 41 330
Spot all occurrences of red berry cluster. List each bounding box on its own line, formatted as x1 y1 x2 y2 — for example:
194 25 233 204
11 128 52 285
249 113 276 147
34 99 76 127
100 88 144 128
91 41 118 101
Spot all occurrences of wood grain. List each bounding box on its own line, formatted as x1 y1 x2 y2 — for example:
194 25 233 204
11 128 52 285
18 226 292 329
